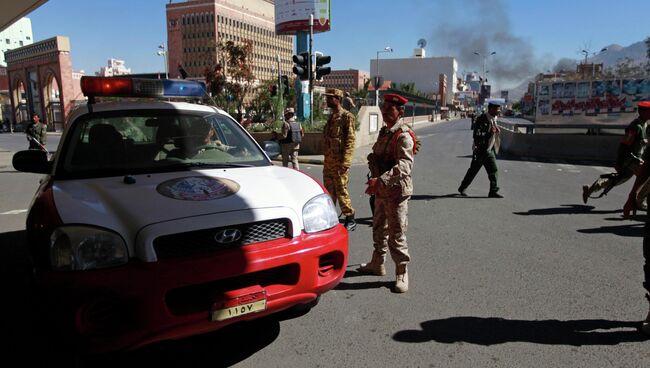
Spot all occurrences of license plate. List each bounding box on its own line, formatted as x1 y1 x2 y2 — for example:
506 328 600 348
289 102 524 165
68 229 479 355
211 299 266 321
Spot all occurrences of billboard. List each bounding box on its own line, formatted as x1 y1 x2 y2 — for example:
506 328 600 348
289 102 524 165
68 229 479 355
275 0 331 35
535 78 650 124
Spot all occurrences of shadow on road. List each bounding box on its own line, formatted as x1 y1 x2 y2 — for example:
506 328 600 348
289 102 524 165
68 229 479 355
514 204 623 216
335 280 393 291
393 316 648 346
410 194 459 201
577 223 644 238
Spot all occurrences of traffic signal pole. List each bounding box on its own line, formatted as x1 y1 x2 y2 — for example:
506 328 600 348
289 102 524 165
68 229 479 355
309 14 314 127
295 31 310 121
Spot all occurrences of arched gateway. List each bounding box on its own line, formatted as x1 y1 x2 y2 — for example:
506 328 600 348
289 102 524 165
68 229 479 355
5 36 80 131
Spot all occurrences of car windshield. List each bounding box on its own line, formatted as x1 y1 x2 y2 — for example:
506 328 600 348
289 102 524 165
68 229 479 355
58 109 269 177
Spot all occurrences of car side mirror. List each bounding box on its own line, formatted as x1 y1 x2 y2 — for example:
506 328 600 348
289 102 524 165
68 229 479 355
262 140 280 160
12 150 52 174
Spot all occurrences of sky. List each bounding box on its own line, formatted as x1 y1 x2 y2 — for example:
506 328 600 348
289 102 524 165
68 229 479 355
25 0 650 90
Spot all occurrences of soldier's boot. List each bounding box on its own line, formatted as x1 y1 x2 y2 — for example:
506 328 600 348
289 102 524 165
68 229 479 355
458 185 468 197
357 251 386 276
582 185 591 204
641 293 650 336
344 215 357 231
394 264 408 293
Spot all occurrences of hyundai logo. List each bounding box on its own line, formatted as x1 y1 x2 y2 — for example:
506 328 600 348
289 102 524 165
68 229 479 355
214 229 242 244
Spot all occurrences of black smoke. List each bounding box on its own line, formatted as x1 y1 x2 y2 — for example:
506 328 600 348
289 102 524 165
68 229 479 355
426 0 543 90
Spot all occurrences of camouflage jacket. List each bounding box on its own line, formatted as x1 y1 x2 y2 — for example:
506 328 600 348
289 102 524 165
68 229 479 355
368 120 414 198
323 107 356 167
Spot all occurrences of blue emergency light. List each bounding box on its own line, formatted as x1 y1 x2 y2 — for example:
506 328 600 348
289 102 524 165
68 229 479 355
80 76 207 98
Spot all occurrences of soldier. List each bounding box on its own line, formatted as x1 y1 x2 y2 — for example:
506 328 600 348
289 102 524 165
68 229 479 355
279 107 303 170
342 91 356 112
26 113 47 150
582 102 650 206
358 93 415 293
458 101 503 198
323 88 357 231
623 100 650 336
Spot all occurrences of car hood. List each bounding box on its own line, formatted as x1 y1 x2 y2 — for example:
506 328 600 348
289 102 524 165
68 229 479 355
52 166 323 232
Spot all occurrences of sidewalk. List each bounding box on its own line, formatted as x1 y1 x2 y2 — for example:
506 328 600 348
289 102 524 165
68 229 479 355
276 116 461 166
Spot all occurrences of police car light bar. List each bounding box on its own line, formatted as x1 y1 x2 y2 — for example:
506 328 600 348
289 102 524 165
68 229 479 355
80 76 206 98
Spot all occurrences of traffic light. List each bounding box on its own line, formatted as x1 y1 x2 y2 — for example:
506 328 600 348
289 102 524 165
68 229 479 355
281 75 289 96
292 52 310 81
315 54 331 81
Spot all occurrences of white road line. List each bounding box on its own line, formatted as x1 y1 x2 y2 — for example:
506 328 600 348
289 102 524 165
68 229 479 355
592 166 611 174
0 209 27 215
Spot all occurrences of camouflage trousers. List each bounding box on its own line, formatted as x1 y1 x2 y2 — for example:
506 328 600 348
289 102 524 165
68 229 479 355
323 165 354 217
281 142 300 170
372 195 410 268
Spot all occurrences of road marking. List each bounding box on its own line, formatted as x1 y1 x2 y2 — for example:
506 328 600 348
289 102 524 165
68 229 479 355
0 209 27 215
592 166 611 174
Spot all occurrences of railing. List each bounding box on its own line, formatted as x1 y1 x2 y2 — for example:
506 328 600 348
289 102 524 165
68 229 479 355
498 117 626 135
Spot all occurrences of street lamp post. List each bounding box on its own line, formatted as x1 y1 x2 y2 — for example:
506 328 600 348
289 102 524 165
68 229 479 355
375 46 393 106
474 51 496 86
157 43 168 79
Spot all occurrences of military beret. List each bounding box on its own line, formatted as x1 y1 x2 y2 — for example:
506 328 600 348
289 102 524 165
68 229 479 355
383 93 408 106
324 88 344 98
638 101 650 110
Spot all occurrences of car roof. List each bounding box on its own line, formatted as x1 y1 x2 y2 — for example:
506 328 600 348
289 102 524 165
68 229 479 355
68 101 227 122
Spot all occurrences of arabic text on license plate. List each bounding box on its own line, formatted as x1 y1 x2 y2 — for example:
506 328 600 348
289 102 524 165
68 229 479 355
211 299 266 321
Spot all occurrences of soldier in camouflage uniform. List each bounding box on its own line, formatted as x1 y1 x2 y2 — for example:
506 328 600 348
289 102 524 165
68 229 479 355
358 93 415 293
26 113 47 150
622 101 650 336
582 107 649 206
323 88 357 231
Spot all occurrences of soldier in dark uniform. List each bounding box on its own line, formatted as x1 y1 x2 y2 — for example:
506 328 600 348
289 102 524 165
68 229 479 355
358 93 415 293
583 104 649 205
622 101 650 336
458 102 503 198
26 113 47 150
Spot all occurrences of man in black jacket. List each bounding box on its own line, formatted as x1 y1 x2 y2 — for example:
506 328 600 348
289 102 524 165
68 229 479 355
458 102 503 198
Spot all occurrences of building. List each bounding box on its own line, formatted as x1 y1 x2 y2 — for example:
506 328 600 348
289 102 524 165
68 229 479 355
370 53 458 105
97 58 132 77
0 17 33 67
316 69 370 93
166 0 293 82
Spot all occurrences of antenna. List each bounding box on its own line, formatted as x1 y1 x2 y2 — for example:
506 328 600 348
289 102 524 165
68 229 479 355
417 39 427 49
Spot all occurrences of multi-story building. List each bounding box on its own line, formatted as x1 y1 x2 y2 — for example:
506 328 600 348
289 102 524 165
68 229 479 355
97 58 131 77
316 69 370 93
370 53 458 105
0 17 33 67
166 0 293 82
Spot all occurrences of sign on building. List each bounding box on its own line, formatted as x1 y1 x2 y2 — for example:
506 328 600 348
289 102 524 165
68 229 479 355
275 0 331 35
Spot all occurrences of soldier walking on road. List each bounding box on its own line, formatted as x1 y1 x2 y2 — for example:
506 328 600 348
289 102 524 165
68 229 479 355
358 93 416 293
26 113 47 150
458 102 503 198
623 101 650 336
279 107 303 170
582 103 650 206
323 88 357 231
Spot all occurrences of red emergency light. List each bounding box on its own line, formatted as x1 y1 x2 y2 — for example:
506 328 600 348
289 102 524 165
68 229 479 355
81 77 134 97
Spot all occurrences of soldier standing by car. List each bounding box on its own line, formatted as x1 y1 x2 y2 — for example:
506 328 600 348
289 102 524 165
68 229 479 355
458 102 503 198
279 107 303 170
323 88 357 231
26 113 47 150
358 93 415 293
622 100 650 336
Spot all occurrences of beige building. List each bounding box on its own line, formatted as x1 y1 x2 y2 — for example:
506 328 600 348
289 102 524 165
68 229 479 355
166 0 293 82
316 69 369 93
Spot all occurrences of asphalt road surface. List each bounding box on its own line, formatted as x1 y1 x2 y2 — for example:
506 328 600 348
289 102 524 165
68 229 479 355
1 120 648 367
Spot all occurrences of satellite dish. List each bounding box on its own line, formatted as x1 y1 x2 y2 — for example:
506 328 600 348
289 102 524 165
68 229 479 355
417 39 427 48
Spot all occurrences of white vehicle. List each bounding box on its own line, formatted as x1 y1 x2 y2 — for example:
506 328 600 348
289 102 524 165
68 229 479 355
13 76 348 352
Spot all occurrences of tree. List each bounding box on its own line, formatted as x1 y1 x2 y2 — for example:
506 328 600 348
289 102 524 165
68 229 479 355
204 40 256 121
605 57 645 79
645 36 650 73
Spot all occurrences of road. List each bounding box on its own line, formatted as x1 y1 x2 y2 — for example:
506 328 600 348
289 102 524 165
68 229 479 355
1 120 648 366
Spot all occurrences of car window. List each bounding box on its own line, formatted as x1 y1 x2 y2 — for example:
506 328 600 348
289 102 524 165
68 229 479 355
59 109 269 178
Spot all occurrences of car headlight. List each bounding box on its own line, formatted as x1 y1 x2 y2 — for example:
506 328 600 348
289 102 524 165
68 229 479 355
50 226 128 271
302 194 339 233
